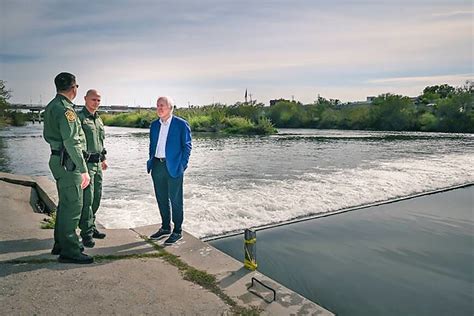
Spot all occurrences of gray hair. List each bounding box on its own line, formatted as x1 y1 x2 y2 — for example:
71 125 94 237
157 96 174 110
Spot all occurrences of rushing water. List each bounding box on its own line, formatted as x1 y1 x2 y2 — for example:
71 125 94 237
0 124 473 238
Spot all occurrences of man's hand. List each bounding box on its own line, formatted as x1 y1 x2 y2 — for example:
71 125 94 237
101 160 108 171
81 172 90 189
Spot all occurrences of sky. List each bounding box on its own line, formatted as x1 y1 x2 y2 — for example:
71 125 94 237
1 0 472 107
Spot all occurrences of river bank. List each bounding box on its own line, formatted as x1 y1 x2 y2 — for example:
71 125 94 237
0 173 333 315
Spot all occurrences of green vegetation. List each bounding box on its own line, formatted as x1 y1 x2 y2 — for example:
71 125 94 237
100 102 277 135
40 210 56 229
264 82 473 133
99 81 472 134
101 110 157 128
0 80 29 127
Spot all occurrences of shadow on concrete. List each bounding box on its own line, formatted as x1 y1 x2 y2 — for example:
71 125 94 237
0 240 159 277
219 266 251 288
0 238 53 254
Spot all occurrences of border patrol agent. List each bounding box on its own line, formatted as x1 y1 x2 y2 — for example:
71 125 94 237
43 72 93 264
78 89 108 244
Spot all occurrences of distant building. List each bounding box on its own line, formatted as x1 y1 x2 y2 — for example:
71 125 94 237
366 96 376 103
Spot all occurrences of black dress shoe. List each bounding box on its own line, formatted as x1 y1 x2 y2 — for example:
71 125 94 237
92 228 106 239
58 253 94 264
82 237 95 248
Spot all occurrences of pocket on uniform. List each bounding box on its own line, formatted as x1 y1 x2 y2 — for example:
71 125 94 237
49 156 64 180
61 182 82 204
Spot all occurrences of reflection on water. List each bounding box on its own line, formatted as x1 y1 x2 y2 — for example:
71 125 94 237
0 135 11 173
0 124 473 237
211 186 474 316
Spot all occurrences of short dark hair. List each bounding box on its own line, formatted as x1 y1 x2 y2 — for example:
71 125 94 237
54 72 76 92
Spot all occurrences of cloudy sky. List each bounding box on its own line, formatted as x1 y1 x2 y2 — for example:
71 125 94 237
1 0 472 107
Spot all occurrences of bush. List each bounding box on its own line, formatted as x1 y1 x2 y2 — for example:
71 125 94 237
222 116 254 134
188 115 214 132
418 112 438 131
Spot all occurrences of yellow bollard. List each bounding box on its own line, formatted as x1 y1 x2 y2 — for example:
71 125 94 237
244 228 257 270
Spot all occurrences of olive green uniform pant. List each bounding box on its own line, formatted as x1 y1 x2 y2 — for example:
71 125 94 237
79 163 103 238
49 155 83 258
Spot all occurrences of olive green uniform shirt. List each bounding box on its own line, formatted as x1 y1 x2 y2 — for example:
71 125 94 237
77 107 105 156
43 94 88 173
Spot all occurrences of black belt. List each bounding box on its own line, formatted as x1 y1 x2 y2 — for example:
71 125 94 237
85 152 101 163
51 149 101 163
155 157 166 162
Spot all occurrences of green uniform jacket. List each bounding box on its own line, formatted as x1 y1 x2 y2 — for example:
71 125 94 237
43 94 88 173
77 107 105 157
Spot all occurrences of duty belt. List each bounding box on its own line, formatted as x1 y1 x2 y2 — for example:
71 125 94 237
51 149 102 163
84 152 101 163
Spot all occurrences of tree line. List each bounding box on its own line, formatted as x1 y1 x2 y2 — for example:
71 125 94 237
1 79 472 133
264 82 472 133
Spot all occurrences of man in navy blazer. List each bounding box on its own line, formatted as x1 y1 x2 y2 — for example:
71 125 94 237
147 96 192 245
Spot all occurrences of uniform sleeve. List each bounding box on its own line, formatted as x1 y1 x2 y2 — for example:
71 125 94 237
58 108 88 173
181 120 192 169
98 117 105 149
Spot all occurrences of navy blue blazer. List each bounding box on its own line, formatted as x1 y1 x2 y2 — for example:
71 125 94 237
147 116 192 178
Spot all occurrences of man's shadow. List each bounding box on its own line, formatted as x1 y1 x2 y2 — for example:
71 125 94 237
0 238 157 278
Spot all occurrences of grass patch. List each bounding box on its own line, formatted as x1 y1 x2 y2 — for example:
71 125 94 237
3 258 57 264
40 210 56 229
93 252 164 262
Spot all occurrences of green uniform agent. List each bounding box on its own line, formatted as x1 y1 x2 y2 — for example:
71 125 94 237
43 94 88 258
78 107 106 238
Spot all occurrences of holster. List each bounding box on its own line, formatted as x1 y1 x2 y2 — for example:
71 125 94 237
61 148 76 172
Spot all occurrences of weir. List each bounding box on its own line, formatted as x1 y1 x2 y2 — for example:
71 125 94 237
203 182 474 242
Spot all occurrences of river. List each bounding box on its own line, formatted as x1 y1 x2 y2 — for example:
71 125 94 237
0 124 473 238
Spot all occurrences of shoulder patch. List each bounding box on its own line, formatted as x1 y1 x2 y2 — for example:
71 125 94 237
65 109 77 122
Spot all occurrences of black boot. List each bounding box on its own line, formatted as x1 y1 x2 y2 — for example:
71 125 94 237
58 253 94 264
82 236 95 248
92 228 106 239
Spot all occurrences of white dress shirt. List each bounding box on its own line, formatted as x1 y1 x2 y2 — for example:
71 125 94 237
155 115 172 158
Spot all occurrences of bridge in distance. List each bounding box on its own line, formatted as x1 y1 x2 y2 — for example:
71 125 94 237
10 104 154 113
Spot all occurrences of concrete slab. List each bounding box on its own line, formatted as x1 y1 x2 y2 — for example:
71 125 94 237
84 228 156 257
0 172 36 187
134 225 334 315
0 259 230 315
34 175 58 213
0 180 53 262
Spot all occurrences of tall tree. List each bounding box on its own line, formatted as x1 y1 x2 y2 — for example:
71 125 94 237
0 80 12 118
